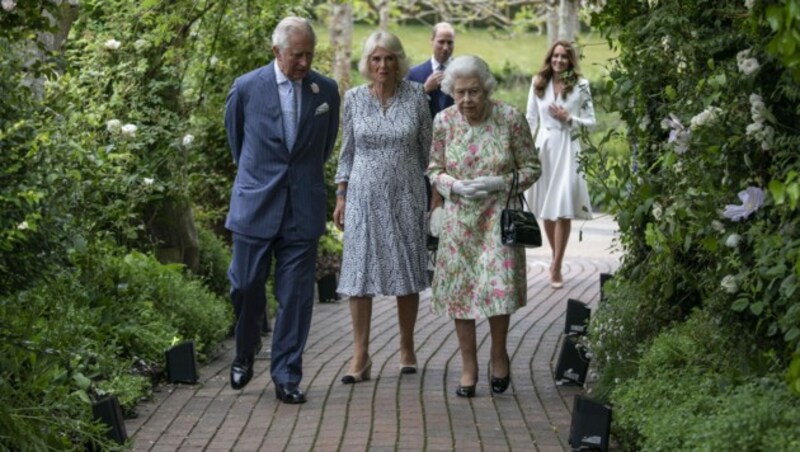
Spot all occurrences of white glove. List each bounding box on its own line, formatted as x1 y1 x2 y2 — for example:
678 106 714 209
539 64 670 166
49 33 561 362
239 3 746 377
452 180 488 199
469 176 505 193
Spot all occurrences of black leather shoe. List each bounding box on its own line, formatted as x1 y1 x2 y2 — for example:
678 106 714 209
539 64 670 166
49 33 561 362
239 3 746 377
275 384 306 404
491 374 511 394
230 356 254 390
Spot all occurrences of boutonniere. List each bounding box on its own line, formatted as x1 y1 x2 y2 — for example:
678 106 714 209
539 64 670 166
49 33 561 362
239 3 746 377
310 82 319 94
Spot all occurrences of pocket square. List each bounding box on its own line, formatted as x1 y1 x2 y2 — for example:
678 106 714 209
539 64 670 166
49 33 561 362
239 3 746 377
315 103 329 115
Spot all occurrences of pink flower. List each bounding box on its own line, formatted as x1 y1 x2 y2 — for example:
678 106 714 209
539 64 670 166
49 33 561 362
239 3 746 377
468 144 478 154
493 288 505 297
503 259 514 269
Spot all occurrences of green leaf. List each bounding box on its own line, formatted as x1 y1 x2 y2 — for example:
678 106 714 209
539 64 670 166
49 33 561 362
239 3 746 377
785 326 800 342
749 302 764 315
731 298 749 312
769 179 786 205
665 85 677 100
72 372 92 390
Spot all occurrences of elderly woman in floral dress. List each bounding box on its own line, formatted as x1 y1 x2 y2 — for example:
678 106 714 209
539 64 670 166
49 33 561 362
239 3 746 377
428 55 541 397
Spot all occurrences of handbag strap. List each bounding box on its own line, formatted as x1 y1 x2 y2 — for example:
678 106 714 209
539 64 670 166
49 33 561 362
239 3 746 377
502 118 535 214
505 160 532 212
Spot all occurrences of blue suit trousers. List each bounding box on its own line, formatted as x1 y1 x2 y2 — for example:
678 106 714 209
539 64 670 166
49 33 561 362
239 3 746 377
228 207 318 386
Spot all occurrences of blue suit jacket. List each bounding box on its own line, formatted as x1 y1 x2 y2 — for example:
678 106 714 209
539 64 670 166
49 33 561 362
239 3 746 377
224 62 340 240
407 61 454 119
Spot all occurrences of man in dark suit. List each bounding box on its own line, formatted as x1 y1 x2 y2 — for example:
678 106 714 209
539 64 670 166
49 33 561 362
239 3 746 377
407 22 456 119
224 16 340 404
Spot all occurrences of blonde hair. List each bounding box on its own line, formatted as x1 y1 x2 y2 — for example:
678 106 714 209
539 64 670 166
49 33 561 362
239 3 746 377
357 31 411 81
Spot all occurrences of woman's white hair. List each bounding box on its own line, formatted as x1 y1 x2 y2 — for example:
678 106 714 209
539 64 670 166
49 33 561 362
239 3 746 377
358 31 411 81
440 55 497 97
272 17 316 51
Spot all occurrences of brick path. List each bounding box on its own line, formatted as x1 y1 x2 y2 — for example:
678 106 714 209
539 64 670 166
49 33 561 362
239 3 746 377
126 218 619 451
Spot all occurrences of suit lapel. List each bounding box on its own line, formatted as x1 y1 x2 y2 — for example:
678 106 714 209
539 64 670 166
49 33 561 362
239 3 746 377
294 74 317 148
259 62 291 152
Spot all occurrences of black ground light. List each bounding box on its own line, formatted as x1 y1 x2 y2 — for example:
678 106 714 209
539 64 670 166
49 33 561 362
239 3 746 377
554 335 590 386
599 272 614 303
91 395 127 445
165 341 198 384
569 395 612 452
564 298 591 336
317 273 339 303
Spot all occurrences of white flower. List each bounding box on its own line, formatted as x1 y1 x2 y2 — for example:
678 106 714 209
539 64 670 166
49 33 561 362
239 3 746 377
690 106 723 130
723 186 765 221
720 275 738 294
143 177 154 186
182 134 194 146
104 39 122 51
106 119 122 134
648 0 659 8
68 0 79 5
209 56 219 67
310 82 319 94
661 113 691 154
17 221 29 230
121 123 137 137
725 234 741 248
711 220 726 233
652 203 663 220
739 58 760 76
759 125 774 150
661 35 671 52
2 0 17 12
745 121 763 137
745 0 755 10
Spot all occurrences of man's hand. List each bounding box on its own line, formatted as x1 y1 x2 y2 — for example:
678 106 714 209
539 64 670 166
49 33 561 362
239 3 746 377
424 71 444 94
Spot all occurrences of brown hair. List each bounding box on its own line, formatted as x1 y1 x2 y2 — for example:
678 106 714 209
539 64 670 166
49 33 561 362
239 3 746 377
533 40 582 99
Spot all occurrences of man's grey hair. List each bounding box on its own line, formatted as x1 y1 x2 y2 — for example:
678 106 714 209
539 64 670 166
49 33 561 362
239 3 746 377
440 55 497 96
357 31 411 81
272 16 316 51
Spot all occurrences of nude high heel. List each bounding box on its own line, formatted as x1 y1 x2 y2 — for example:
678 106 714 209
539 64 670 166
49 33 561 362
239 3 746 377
341 358 372 384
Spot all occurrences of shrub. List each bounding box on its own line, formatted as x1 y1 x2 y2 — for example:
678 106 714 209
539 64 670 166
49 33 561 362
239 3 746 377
196 226 232 298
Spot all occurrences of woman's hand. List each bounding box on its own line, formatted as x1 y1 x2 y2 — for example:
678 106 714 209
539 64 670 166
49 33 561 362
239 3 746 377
333 196 346 231
548 104 571 123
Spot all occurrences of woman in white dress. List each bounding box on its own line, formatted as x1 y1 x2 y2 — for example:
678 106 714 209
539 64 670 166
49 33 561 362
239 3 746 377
333 31 432 384
525 40 595 289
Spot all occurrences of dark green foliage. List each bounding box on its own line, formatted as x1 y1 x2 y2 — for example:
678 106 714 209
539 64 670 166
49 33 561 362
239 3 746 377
196 226 232 298
583 0 800 448
0 244 231 449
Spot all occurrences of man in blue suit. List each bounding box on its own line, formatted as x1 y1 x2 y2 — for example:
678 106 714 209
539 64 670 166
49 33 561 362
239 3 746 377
224 16 340 404
407 22 456 119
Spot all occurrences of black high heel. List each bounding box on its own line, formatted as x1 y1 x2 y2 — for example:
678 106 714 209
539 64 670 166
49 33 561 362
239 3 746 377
491 354 511 394
491 374 511 394
456 375 478 398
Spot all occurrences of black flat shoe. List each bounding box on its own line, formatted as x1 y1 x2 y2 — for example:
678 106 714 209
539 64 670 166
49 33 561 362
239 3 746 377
275 384 306 404
230 356 254 390
491 374 511 394
455 384 476 398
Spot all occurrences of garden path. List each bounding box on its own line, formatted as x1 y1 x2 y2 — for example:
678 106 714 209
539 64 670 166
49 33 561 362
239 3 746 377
126 215 620 451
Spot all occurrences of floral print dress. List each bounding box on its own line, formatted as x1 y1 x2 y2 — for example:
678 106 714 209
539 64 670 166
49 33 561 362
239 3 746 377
427 100 541 319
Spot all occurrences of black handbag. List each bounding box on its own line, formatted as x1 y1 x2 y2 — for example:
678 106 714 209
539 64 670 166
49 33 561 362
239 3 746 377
501 171 542 248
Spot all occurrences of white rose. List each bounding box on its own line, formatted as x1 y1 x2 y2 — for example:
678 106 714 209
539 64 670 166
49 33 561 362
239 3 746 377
739 58 760 76
725 234 741 248
17 221 29 230
720 275 739 294
121 124 137 137
182 134 195 146
106 119 122 134
745 122 763 137
651 203 663 220
209 56 219 67
2 0 17 12
143 177 155 186
104 39 122 50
